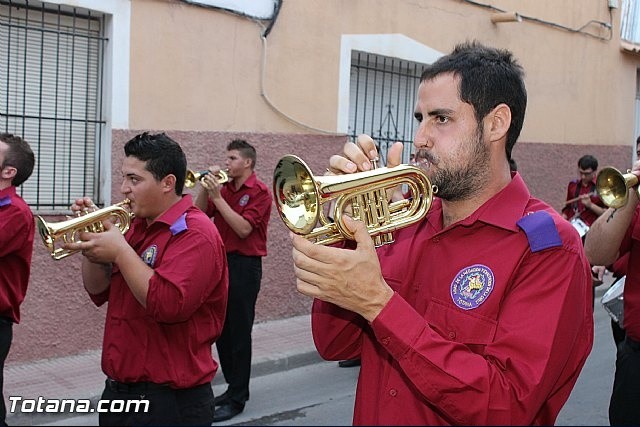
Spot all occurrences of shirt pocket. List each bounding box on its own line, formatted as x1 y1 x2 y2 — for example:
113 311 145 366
425 298 497 351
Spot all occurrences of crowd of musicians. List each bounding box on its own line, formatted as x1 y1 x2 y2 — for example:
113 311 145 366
1 41 640 426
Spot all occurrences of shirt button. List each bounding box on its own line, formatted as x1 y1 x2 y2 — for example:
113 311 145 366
432 237 440 243
381 337 390 345
389 389 397 397
448 331 456 339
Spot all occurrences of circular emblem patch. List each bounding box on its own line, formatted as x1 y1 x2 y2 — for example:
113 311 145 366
450 264 494 310
141 244 158 267
239 194 250 207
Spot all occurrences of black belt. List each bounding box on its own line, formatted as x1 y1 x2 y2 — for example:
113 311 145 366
625 336 640 352
105 378 171 394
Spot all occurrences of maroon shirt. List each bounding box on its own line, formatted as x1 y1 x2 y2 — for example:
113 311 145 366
205 172 271 256
617 205 640 341
89 195 228 388
561 178 604 226
312 173 593 425
0 186 34 323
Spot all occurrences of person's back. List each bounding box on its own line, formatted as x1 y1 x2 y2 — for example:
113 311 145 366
0 132 35 425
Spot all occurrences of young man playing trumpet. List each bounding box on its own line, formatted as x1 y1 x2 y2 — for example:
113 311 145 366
194 139 272 422
288 41 592 425
64 132 228 426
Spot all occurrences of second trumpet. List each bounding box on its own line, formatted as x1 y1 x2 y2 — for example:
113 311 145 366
596 166 640 209
185 169 229 188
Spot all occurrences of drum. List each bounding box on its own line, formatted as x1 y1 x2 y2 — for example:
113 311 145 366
601 275 625 326
570 217 589 238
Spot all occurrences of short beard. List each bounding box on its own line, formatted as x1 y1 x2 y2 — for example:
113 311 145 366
430 124 490 202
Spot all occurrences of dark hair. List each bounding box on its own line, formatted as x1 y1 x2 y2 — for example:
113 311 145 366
124 132 186 195
227 139 257 169
636 135 640 147
0 133 35 186
420 41 527 162
578 154 598 171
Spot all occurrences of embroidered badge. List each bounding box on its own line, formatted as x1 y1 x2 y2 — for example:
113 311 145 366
239 194 250 207
141 245 158 267
450 264 494 310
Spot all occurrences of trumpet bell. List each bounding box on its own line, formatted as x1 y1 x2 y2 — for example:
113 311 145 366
273 154 434 247
596 166 639 209
273 156 320 235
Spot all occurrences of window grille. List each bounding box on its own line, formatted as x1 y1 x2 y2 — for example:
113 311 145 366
0 0 106 211
348 51 426 165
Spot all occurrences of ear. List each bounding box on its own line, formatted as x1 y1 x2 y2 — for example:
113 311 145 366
161 174 177 194
485 103 511 143
1 166 17 181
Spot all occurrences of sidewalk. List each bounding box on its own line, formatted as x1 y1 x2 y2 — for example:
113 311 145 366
4 314 321 426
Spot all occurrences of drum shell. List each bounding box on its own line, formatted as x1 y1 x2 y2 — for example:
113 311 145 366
601 276 625 325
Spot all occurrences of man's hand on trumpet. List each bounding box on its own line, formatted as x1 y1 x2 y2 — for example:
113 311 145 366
63 197 130 264
292 134 398 322
199 165 224 200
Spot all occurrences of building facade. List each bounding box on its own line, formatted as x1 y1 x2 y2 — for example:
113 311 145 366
2 0 639 362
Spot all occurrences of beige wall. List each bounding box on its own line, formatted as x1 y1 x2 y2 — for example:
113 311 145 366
128 0 638 147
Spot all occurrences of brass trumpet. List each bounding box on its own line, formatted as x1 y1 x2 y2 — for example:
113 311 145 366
184 169 229 188
596 166 640 209
36 199 133 260
273 155 434 247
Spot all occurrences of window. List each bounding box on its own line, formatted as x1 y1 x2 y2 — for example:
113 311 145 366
622 0 640 44
348 51 426 164
0 0 106 211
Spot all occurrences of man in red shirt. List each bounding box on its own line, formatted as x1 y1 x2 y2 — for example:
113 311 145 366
64 132 228 426
0 133 34 425
195 139 272 422
289 42 593 425
585 135 640 425
561 154 606 230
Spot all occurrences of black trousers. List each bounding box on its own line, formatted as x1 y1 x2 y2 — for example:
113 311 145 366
98 379 214 426
215 253 262 405
0 320 12 426
609 336 640 425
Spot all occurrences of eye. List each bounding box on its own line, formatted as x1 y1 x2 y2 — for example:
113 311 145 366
414 113 423 123
436 115 449 124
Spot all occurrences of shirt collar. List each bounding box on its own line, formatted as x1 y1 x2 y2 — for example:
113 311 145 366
137 194 194 229
228 171 257 192
427 172 530 233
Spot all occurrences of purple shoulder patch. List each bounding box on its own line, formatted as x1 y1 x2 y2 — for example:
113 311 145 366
0 196 11 207
169 213 188 235
516 211 562 253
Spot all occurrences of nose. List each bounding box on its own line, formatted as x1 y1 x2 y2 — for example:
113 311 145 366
414 121 431 149
120 180 130 195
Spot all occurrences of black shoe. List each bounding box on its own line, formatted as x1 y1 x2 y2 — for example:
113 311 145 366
213 391 229 406
212 402 244 423
338 359 361 368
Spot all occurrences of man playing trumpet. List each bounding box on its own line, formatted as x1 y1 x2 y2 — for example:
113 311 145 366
194 139 272 422
289 41 592 425
561 154 606 236
63 132 228 426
